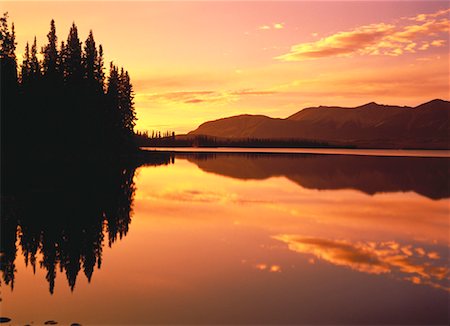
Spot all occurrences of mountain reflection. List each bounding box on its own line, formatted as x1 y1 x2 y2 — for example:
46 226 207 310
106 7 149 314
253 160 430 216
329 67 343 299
1 153 173 294
183 153 450 200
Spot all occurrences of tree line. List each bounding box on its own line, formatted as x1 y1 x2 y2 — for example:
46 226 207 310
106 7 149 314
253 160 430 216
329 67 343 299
1 12 137 160
138 134 336 148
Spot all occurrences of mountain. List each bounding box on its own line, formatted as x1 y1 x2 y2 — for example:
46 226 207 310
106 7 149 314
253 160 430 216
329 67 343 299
188 99 450 149
181 153 450 200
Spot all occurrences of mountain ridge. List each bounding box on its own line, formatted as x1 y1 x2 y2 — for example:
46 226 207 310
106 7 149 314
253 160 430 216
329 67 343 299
188 99 450 149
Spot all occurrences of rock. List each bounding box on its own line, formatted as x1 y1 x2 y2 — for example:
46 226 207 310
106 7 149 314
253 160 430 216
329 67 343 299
44 321 58 325
0 317 11 323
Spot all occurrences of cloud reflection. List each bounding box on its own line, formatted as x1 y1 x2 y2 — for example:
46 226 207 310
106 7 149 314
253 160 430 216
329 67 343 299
274 235 449 291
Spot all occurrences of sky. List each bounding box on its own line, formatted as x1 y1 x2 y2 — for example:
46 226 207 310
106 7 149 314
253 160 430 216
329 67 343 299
3 1 450 133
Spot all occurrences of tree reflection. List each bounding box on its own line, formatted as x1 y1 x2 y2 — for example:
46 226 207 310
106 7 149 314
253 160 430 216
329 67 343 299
1 153 173 294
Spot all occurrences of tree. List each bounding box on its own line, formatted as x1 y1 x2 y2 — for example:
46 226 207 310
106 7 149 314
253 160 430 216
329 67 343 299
0 12 16 59
42 19 58 77
29 37 41 81
107 62 119 104
95 44 105 92
119 68 136 134
65 23 82 83
20 42 31 84
106 62 121 136
59 40 67 80
4 16 138 159
83 30 97 83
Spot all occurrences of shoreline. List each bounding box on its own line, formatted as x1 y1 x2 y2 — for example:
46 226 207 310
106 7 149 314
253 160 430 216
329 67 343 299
141 147 450 158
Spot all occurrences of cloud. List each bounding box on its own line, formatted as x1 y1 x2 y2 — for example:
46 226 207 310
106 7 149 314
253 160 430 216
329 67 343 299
277 23 395 60
145 89 276 105
273 23 284 30
431 39 446 47
231 90 276 96
254 263 282 272
146 188 274 206
277 8 449 61
160 189 233 203
408 8 450 22
274 235 450 291
259 23 285 30
144 91 235 105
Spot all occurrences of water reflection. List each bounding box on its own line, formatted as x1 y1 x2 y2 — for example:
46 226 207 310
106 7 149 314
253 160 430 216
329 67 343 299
1 154 173 293
184 153 450 200
274 235 449 291
1 152 448 324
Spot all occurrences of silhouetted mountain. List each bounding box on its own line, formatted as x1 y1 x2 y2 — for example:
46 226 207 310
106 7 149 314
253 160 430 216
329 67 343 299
189 99 450 149
182 153 450 200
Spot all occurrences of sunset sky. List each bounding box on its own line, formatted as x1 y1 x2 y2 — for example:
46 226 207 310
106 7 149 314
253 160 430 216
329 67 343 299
3 1 450 133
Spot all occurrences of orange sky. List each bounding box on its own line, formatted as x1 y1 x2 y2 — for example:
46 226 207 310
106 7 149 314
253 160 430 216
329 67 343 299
3 1 450 133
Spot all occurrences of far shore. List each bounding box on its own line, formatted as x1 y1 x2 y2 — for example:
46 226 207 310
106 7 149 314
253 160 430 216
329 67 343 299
141 147 450 158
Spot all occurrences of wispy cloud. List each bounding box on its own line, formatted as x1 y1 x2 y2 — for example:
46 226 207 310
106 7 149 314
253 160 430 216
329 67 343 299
259 25 271 30
277 8 449 61
144 89 276 105
274 235 449 291
407 8 450 22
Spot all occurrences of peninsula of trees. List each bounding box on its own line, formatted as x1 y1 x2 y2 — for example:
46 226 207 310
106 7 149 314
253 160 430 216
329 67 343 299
1 13 136 160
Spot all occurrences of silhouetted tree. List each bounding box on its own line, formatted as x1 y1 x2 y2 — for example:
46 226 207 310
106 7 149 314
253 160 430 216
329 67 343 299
29 37 40 81
42 19 58 78
83 30 97 84
2 15 138 160
20 42 31 84
119 68 136 134
95 44 105 92
1 12 18 163
0 12 16 59
65 23 82 83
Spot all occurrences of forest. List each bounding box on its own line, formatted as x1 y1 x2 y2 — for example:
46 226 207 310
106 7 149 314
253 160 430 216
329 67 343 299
0 13 137 161
135 132 337 148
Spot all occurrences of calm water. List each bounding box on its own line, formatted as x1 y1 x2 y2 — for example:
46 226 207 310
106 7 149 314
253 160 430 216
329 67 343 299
1 153 449 325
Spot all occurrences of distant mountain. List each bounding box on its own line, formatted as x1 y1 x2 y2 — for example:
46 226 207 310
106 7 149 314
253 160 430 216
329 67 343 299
189 99 450 149
183 153 450 200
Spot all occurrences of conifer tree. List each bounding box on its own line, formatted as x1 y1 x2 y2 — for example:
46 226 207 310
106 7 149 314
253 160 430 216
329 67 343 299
20 42 31 84
42 19 58 77
65 23 82 83
106 62 121 131
29 37 41 81
83 30 97 84
119 68 135 133
107 62 119 101
0 12 16 59
95 44 105 92
59 40 67 80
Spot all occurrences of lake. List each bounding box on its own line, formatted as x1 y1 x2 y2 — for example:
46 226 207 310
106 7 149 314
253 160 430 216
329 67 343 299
1 151 449 325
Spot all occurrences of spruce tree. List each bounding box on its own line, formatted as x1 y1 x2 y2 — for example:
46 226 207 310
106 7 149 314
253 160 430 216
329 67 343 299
119 68 135 134
42 19 58 78
59 40 67 81
0 12 16 59
20 42 31 85
65 23 82 83
29 37 40 81
83 30 97 84
95 44 105 92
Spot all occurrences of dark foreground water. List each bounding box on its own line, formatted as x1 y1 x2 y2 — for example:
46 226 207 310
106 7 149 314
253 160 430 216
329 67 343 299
1 152 449 325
